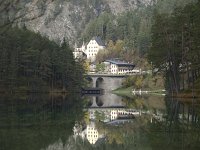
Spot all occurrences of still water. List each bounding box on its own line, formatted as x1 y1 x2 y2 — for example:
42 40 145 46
0 92 200 150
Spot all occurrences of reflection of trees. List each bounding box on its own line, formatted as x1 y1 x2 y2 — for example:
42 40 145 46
83 111 90 125
122 95 166 113
146 97 200 150
0 94 83 150
165 97 200 127
94 111 105 122
95 117 149 145
122 96 146 109
84 99 92 107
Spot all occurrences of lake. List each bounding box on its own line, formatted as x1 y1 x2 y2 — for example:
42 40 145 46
0 92 200 150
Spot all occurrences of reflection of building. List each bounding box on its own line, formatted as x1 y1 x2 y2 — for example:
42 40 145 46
103 58 136 74
86 122 99 144
88 108 141 122
111 109 140 120
111 110 118 120
73 121 102 145
73 37 105 62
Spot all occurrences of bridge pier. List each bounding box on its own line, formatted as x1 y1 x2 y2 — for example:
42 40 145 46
92 77 97 88
91 97 97 107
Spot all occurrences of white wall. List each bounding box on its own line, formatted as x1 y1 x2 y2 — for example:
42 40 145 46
86 40 104 62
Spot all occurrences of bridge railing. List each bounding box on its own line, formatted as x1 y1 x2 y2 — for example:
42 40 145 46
87 71 147 76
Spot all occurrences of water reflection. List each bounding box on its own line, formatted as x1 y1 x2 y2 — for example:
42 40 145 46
0 94 83 150
72 94 200 149
72 93 167 145
0 93 200 150
85 93 125 108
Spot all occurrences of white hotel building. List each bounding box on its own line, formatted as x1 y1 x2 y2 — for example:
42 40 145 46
73 37 105 62
85 37 105 62
104 59 136 74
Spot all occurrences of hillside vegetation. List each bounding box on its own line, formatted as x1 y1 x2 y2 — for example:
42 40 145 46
0 27 84 93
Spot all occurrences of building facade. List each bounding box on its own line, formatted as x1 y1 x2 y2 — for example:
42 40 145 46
104 58 136 74
73 37 105 62
73 42 86 59
85 37 105 62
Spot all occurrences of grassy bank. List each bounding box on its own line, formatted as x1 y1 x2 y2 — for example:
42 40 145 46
112 86 133 98
114 75 200 99
113 86 166 98
114 74 165 97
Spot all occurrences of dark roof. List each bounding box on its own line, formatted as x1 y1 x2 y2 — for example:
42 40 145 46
105 59 135 67
92 36 105 46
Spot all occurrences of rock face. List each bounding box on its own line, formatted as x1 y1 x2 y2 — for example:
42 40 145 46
105 0 154 15
0 0 154 44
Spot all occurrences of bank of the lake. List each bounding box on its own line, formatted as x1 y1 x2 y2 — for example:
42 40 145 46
113 86 200 100
113 74 165 97
0 87 70 95
171 77 200 99
112 86 166 98
114 75 200 100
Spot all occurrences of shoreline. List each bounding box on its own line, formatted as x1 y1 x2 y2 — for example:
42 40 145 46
112 86 200 99
0 89 70 95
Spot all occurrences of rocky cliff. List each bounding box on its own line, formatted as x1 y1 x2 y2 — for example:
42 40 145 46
0 0 154 44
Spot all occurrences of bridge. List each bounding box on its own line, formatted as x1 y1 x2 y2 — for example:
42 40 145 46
85 73 131 92
87 73 128 77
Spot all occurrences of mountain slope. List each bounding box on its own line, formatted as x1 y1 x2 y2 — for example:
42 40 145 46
0 0 195 44
0 0 154 44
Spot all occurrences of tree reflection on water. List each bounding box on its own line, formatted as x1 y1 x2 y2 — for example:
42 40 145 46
0 94 200 150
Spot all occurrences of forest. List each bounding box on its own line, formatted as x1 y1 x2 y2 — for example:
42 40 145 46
0 27 84 93
148 1 200 94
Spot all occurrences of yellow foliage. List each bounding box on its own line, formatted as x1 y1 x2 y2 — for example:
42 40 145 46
135 77 143 88
115 40 124 53
83 60 90 72
107 40 115 49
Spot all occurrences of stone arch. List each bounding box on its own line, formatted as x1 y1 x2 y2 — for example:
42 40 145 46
96 96 103 107
96 77 104 88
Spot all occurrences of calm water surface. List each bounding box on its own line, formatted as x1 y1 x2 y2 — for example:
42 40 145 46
0 93 200 150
